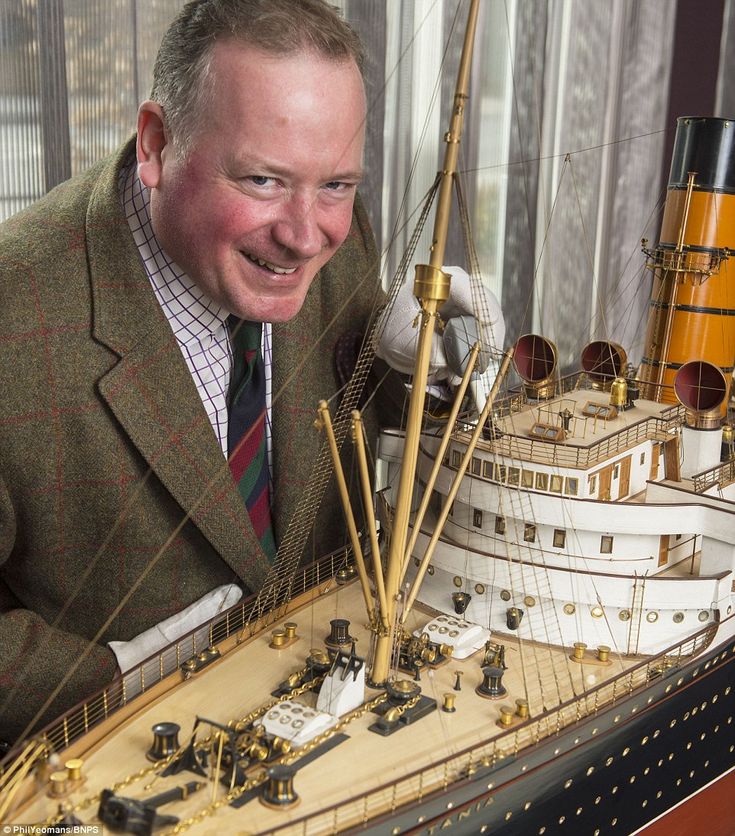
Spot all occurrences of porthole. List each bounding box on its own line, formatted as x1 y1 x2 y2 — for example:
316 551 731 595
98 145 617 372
500 589 511 601
414 557 420 567
427 565 434 576
646 611 659 623
698 611 709 622
591 606 604 619
673 612 684 623
453 576 463 588
563 603 575 615
619 609 631 621
524 595 536 607
475 583 486 595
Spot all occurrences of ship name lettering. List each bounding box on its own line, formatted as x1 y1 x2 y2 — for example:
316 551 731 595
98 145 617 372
425 797 494 832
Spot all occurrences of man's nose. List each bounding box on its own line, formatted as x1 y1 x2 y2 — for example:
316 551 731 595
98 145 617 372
272 195 324 258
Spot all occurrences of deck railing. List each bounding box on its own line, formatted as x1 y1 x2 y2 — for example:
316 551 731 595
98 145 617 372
452 407 684 473
693 458 735 494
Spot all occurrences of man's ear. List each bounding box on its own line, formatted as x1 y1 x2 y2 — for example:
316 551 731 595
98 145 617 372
136 101 168 189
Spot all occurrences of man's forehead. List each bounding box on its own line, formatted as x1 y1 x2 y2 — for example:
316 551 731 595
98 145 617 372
208 37 364 86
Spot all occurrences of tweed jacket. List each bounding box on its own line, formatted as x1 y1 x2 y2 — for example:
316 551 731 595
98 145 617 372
0 139 382 746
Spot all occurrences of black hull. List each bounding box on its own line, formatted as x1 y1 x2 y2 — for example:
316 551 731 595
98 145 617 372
348 630 735 835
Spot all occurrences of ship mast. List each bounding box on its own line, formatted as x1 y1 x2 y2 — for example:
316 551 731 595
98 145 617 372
370 0 482 686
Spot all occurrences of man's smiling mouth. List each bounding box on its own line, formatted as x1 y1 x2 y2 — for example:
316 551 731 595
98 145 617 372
244 253 298 275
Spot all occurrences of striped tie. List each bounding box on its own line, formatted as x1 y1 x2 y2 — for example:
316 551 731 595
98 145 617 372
227 317 276 561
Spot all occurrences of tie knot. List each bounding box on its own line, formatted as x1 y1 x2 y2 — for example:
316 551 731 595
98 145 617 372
228 316 262 356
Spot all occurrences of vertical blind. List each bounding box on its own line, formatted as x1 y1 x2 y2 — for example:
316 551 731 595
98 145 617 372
1 0 717 367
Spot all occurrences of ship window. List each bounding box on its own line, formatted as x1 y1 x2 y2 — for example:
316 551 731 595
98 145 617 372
565 477 579 495
613 464 620 479
472 457 482 476
452 449 461 468
589 475 597 494
483 460 494 479
507 467 520 486
600 535 614 554
473 509 483 528
495 516 506 535
522 470 534 488
581 402 618 421
535 472 549 491
524 523 536 543
553 529 566 548
550 474 563 493
675 534 682 541
640 452 646 465
497 464 507 483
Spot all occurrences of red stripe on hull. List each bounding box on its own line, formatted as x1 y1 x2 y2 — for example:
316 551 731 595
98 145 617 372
635 768 735 836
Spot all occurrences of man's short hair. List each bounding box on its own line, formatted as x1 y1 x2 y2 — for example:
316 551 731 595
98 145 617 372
151 0 364 156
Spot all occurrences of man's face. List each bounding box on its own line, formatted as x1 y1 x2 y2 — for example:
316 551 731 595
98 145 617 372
137 41 366 322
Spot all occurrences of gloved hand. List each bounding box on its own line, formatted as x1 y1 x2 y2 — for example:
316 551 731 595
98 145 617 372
376 266 505 388
108 583 242 676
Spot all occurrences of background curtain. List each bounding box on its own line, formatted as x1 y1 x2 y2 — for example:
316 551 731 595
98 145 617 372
1 0 729 370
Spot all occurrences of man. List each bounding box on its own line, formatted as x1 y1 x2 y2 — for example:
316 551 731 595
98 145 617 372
0 0 380 748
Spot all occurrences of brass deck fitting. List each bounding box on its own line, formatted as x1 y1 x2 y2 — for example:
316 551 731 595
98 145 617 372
572 642 587 662
515 699 530 719
64 758 84 784
499 706 514 727
270 628 287 648
48 771 69 798
597 645 611 663
442 693 457 713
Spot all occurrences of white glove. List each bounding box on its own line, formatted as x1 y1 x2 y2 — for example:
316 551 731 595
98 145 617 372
108 583 242 675
376 266 505 389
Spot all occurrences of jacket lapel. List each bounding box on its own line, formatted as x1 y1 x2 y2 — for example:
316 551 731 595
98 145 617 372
85 141 271 591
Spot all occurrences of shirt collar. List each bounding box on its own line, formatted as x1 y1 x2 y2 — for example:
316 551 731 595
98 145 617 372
121 159 230 344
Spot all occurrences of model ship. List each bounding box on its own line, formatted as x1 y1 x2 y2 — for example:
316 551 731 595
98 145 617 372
2 1 734 831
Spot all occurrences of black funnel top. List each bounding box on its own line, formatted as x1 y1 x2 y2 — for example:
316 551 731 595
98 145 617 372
668 116 735 193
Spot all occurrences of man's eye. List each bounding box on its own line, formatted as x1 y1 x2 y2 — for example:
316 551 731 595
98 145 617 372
324 181 351 191
248 175 273 186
